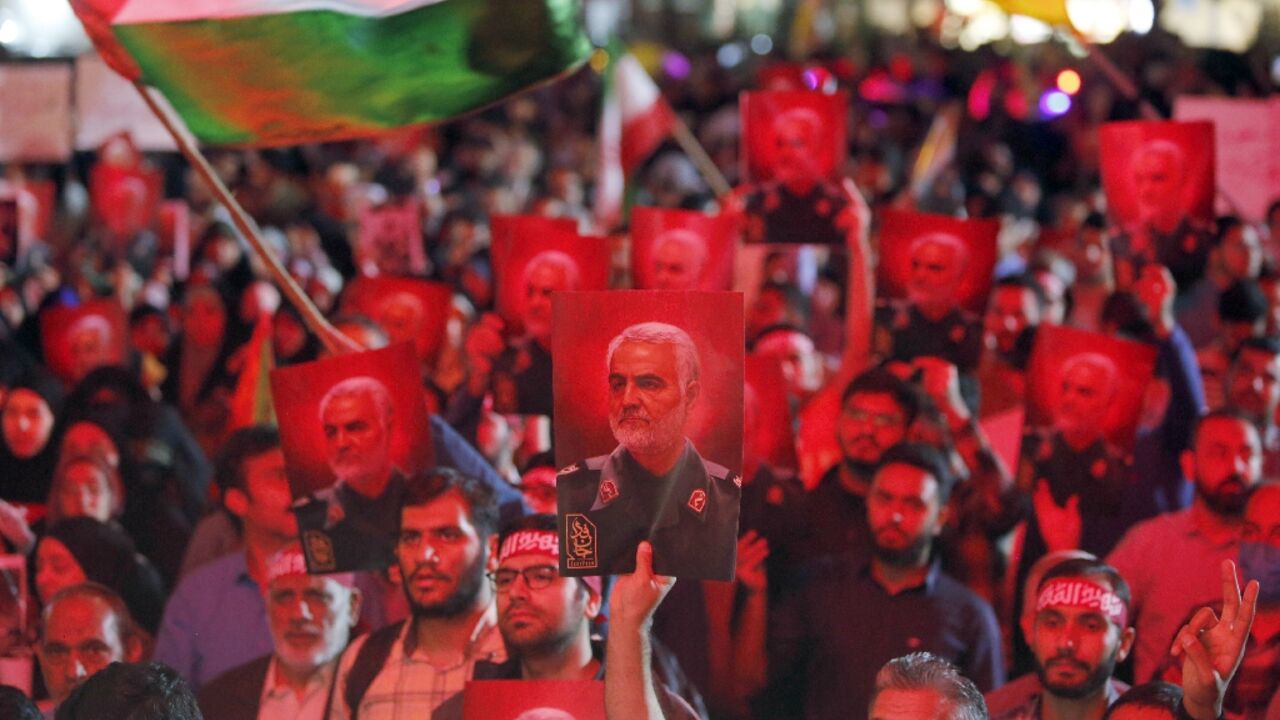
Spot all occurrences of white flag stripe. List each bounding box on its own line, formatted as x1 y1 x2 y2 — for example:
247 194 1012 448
115 0 443 24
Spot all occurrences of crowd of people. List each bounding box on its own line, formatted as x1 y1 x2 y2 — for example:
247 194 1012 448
0 25 1278 720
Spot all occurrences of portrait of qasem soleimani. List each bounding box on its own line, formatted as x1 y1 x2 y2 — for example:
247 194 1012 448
270 343 432 574
556 316 742 581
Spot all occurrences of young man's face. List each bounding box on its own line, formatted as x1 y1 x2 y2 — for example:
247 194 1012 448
239 449 298 540
1030 580 1132 699
837 392 908 470
396 491 490 617
1183 416 1261 518
1227 348 1280 427
867 462 944 567
495 553 596 656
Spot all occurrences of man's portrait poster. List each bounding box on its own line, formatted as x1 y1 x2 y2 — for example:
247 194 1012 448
1019 325 1157 512
1100 120 1215 231
40 300 128 385
357 201 428 277
340 276 452 367
552 291 744 580
493 227 610 338
739 90 847 185
629 206 734 291
464 680 605 720
875 209 999 314
269 342 434 573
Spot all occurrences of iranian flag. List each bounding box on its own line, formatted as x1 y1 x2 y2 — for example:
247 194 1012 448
595 50 677 231
69 0 592 146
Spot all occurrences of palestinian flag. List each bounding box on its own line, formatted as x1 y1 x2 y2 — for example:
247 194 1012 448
69 0 592 146
595 49 677 231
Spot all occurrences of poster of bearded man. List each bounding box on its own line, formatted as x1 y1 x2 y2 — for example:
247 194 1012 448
270 343 434 573
552 291 743 580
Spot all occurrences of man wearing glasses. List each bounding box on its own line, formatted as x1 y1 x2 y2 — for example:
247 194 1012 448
478 515 700 719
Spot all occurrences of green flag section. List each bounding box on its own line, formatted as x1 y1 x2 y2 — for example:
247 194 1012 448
70 0 591 146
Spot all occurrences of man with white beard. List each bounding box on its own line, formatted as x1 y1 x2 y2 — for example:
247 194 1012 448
198 545 361 720
556 322 741 580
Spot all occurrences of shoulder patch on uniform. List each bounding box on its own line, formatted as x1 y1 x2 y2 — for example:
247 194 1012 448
598 479 620 506
687 489 707 515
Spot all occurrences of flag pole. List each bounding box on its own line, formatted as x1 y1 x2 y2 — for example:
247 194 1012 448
669 117 732 197
132 82 361 356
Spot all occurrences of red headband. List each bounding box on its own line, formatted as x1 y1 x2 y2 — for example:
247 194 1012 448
499 530 601 596
1036 578 1129 628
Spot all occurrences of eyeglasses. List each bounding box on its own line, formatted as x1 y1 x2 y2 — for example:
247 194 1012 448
488 565 559 592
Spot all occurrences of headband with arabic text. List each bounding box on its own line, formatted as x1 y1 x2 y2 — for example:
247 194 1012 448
1036 577 1129 628
499 529 602 595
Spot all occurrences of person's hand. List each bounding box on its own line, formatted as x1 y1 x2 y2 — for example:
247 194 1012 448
0 500 34 555
609 542 676 630
912 357 970 427
735 531 770 596
1169 559 1260 720
1133 263 1176 338
1033 481 1081 552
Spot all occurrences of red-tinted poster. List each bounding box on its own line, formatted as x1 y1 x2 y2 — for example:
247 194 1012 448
340 276 452 367
493 228 610 338
357 201 427 277
1099 120 1215 231
40 300 128 384
269 343 433 572
463 680 605 720
876 209 999 314
552 291 743 580
740 90 847 184
630 206 734 291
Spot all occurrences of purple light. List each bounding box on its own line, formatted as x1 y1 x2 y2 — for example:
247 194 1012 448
1039 90 1071 118
662 51 691 80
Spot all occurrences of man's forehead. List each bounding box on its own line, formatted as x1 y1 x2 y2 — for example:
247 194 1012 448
499 553 558 571
873 462 937 495
610 341 678 372
401 493 474 529
324 392 376 418
47 595 117 634
270 573 338 593
846 391 905 414
526 263 568 289
1198 416 1257 447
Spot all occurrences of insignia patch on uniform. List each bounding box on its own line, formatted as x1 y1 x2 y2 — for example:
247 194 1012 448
557 463 579 476
303 530 336 572
688 489 707 514
598 479 620 505
1091 458 1107 480
564 514 598 570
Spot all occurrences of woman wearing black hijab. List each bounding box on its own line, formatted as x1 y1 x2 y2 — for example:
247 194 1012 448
36 517 166 636
0 368 65 503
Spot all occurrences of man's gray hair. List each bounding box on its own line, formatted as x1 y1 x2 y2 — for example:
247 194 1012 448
908 232 971 272
1059 351 1118 400
319 376 393 426
523 250 581 290
653 228 709 275
606 322 700 389
870 653 988 720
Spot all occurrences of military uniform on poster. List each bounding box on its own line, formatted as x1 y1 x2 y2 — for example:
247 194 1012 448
557 440 741 580
874 300 984 372
292 471 407 573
